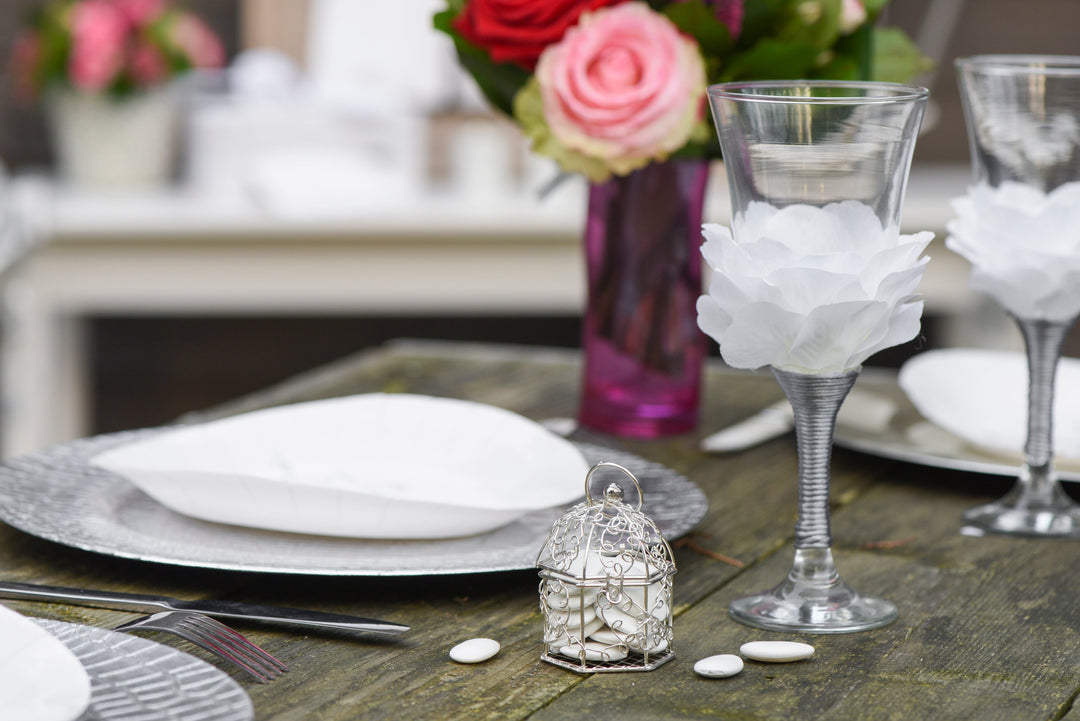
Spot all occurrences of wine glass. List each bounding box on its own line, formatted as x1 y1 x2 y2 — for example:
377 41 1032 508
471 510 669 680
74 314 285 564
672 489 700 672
954 55 1080 537
706 81 928 632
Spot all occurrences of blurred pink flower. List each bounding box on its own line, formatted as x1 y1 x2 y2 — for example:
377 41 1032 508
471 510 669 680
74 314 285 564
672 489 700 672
128 39 168 85
535 3 706 177
69 0 127 91
113 0 167 26
709 0 744 39
168 12 225 69
10 31 41 103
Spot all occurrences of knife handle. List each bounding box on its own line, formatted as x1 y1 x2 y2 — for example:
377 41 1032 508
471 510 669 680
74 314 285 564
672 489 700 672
0 581 173 614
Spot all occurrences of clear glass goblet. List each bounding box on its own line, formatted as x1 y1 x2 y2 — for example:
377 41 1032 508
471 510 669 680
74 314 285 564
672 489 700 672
955 55 1080 537
708 81 928 632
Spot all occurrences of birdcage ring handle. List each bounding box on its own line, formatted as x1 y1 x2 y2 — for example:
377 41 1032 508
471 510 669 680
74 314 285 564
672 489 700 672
583 462 644 511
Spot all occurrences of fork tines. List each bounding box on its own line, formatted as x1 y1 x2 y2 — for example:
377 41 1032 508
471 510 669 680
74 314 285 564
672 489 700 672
178 613 289 681
116 610 289 683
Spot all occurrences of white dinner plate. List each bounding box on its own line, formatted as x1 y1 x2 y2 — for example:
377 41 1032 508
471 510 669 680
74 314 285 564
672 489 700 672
0 604 90 721
90 394 590 539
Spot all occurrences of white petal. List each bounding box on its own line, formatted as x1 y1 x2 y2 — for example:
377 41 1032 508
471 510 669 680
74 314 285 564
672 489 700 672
784 301 891 373
720 302 803 370
696 295 734 342
828 200 886 248
766 267 865 309
870 260 929 303
848 300 924 367
704 272 756 313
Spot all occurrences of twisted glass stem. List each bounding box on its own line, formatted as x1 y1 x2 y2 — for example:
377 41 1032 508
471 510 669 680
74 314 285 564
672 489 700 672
1015 315 1074 499
773 368 860 550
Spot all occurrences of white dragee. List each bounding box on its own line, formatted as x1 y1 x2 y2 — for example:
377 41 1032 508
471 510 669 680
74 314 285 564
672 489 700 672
946 181 1080 322
697 200 933 374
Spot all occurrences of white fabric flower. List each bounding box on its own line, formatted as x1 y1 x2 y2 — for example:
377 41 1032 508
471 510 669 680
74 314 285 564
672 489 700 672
946 181 1080 321
697 200 933 373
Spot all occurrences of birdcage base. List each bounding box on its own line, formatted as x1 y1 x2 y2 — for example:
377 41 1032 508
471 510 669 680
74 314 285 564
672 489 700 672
541 648 675 673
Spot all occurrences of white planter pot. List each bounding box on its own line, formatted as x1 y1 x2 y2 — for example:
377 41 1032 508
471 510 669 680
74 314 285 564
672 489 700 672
47 86 180 188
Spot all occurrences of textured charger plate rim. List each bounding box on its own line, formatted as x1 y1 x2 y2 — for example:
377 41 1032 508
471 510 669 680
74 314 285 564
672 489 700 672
0 430 707 576
33 618 253 721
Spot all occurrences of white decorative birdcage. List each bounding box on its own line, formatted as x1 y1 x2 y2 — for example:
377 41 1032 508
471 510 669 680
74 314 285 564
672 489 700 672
536 462 676 673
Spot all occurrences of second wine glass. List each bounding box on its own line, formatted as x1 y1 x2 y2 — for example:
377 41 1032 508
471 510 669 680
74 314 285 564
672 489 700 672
702 81 930 632
950 55 1080 537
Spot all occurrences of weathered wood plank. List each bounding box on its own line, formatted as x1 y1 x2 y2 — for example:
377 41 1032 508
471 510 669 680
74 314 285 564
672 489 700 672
5 340 1072 720
534 456 1080 721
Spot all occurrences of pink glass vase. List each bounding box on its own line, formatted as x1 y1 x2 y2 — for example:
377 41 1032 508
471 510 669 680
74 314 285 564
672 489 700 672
578 159 709 438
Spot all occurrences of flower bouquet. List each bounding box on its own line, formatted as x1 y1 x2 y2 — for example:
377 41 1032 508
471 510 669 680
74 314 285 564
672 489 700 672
436 0 928 437
11 0 225 186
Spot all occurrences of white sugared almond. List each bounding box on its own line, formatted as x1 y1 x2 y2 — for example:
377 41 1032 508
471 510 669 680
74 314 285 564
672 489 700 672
739 641 814 662
449 638 500 664
694 654 744 678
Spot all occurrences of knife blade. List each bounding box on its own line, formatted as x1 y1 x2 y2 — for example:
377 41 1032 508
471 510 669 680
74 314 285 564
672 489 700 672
700 389 898 453
700 400 793 453
0 581 408 635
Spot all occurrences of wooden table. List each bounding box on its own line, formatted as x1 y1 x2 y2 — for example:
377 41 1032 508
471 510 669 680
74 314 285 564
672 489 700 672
2 340 1077 720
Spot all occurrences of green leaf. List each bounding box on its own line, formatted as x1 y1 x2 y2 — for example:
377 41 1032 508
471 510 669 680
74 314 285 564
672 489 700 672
862 0 892 15
721 38 820 81
777 0 841 51
662 0 732 57
811 53 862 80
433 7 529 117
738 0 788 49
833 22 874 79
871 27 934 83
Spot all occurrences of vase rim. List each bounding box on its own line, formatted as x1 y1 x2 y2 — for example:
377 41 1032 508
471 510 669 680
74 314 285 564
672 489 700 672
956 54 1080 76
707 80 928 105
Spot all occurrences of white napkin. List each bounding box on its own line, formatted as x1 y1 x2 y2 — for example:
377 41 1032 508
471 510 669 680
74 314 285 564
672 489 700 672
0 604 91 721
91 394 589 539
899 349 1080 460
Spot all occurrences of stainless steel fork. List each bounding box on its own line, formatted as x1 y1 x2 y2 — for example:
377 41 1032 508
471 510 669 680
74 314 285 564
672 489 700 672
116 610 289 682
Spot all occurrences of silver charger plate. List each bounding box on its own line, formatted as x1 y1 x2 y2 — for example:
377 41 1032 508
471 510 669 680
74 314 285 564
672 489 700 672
834 370 1080 482
0 431 708 575
33 619 253 721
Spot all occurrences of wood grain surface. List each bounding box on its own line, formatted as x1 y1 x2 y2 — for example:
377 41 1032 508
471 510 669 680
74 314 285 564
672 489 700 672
3 340 1077 720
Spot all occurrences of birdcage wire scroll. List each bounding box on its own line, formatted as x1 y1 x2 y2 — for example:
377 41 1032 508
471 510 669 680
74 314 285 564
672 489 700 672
536 461 677 673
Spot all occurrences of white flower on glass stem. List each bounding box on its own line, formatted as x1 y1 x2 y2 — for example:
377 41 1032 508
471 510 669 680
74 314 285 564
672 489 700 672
697 200 933 374
947 181 1080 322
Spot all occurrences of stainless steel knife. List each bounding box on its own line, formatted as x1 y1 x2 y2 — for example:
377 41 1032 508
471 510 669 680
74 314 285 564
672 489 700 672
0 581 409 635
699 389 898 453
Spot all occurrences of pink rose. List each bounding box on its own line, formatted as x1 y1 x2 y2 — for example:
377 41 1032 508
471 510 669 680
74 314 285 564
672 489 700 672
112 0 167 27
535 3 706 176
128 39 168 86
68 0 128 91
168 12 225 69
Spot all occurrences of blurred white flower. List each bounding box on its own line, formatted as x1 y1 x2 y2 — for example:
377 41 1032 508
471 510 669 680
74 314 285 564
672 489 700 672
839 0 868 34
947 181 1080 321
697 200 932 373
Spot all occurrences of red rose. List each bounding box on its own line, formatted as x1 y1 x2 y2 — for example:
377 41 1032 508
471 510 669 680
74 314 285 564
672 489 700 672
453 0 627 70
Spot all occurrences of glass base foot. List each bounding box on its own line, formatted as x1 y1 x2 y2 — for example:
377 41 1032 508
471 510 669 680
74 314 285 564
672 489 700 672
962 499 1080 537
729 548 896 634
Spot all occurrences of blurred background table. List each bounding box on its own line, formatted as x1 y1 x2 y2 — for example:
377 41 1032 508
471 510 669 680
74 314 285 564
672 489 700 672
4 165 987 458
4 339 1077 720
